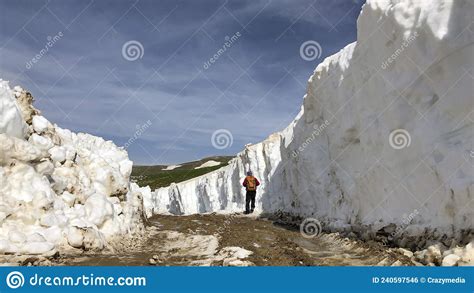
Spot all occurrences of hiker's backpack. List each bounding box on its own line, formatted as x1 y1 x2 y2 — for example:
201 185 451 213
246 176 257 191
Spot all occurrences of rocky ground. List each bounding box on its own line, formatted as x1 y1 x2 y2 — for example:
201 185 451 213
48 213 414 266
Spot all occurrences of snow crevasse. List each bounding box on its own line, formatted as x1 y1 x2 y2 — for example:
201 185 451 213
149 0 474 243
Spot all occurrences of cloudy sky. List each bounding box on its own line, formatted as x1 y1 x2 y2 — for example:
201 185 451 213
0 0 364 165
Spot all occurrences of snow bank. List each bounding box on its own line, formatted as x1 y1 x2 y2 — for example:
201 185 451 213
0 80 148 255
150 0 473 247
195 160 221 169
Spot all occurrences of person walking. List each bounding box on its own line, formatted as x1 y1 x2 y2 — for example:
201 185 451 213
242 171 260 214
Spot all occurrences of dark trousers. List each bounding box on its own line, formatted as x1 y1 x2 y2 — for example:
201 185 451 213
245 190 256 213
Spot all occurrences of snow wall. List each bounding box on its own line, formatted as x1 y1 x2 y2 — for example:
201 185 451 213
149 0 474 246
0 81 150 254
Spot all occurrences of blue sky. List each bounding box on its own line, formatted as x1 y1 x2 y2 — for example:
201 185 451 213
0 0 364 165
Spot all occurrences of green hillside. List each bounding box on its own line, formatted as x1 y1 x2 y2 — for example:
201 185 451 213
131 156 234 190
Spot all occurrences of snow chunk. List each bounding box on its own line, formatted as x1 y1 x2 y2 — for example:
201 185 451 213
442 254 461 266
84 194 114 227
0 80 27 138
67 227 84 249
49 146 67 163
35 160 54 175
0 134 43 163
32 115 49 133
21 242 55 255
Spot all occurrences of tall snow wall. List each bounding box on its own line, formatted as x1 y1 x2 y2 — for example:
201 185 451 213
0 81 149 255
149 0 474 246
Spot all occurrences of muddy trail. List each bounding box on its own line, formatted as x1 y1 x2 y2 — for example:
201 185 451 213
56 214 412 266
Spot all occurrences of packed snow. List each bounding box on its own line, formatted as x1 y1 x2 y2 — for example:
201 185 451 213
148 0 474 256
0 80 149 255
194 160 221 169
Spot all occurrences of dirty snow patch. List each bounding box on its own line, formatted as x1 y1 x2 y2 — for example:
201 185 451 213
152 231 253 266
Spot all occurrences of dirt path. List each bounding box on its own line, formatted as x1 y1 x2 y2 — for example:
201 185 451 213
56 213 412 266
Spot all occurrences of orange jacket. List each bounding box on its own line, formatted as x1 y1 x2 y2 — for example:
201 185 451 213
242 176 260 191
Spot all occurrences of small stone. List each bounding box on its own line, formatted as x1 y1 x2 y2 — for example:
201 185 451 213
424 244 444 265
398 248 414 258
459 244 474 265
410 260 424 266
375 257 390 266
21 257 39 266
39 259 52 266
149 258 157 265
67 227 84 249
390 260 403 266
452 247 464 257
414 249 426 261
382 224 397 234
